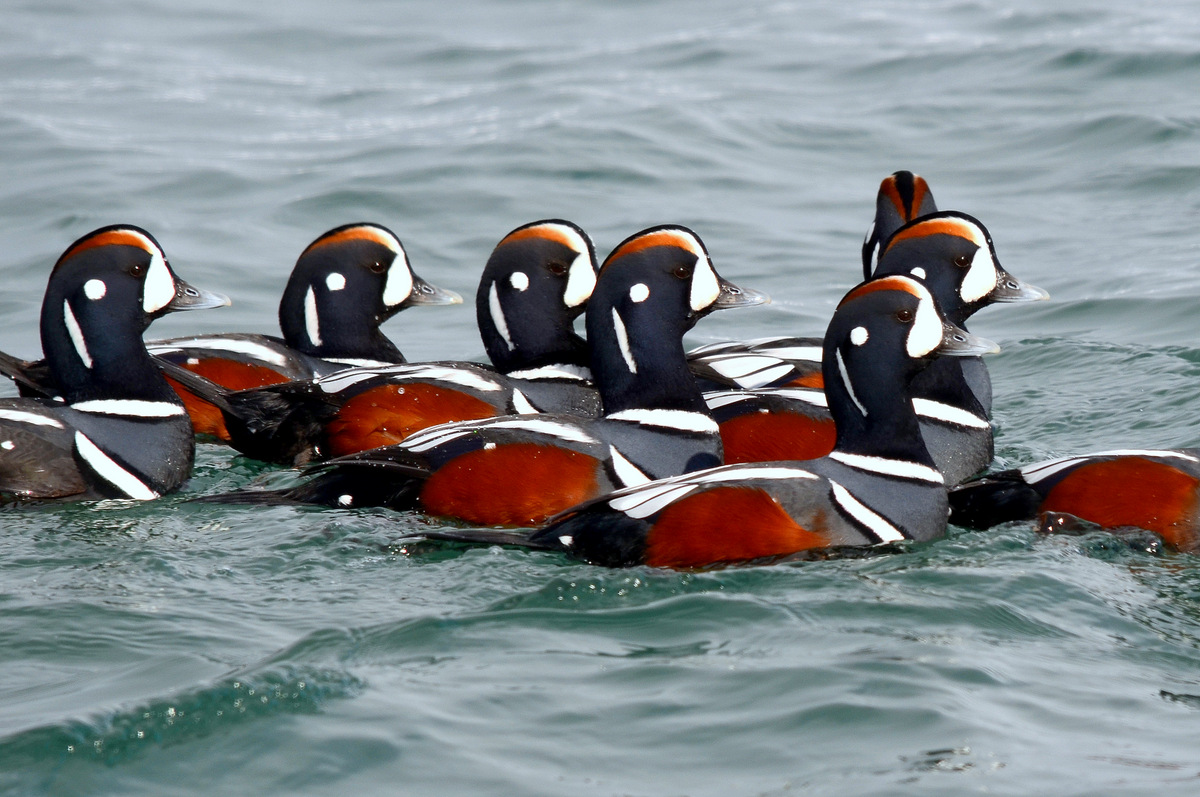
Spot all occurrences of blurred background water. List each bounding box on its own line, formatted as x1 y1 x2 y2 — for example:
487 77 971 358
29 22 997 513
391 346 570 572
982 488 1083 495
2 0 1200 794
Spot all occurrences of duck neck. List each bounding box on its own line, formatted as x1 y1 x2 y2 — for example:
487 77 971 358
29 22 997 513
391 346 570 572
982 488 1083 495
823 340 935 466
588 301 707 417
279 287 404 364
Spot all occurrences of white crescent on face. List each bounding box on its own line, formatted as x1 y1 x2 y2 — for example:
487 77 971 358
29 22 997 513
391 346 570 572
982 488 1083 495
906 281 943 358
378 230 412 308
544 222 596 309
134 231 176 315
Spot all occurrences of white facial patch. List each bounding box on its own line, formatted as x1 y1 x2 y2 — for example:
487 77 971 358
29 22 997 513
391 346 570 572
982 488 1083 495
141 245 175 314
509 271 529 292
488 282 515 351
909 267 926 280
960 244 998 304
612 308 637 374
382 248 413 308
304 286 322 346
63 300 92 368
629 283 649 303
850 326 869 346
325 272 346 291
84 279 106 300
689 252 719 312
547 224 596 309
906 287 943 358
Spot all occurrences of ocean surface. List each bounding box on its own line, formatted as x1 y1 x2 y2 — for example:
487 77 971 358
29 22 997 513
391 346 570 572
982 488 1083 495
2 0 1200 793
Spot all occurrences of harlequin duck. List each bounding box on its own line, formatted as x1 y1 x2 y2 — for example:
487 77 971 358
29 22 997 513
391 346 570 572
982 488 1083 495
422 275 997 568
0 225 227 502
702 212 1046 484
950 449 1200 551
147 222 460 439
208 225 768 526
686 170 939 391
0 224 458 416
161 219 602 464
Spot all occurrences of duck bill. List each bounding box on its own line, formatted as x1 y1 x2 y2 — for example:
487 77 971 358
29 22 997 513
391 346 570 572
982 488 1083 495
712 277 770 310
167 277 231 312
937 321 1000 357
989 271 1049 304
405 275 463 307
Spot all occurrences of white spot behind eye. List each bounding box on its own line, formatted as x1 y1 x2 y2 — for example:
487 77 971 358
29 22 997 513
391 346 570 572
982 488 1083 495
850 326 869 346
629 283 650 303
326 272 346 291
83 279 106 300
510 271 529 291
909 267 926 280
1 440 13 450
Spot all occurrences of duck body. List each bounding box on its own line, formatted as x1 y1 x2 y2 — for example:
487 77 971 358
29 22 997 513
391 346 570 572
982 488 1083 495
949 449 1200 552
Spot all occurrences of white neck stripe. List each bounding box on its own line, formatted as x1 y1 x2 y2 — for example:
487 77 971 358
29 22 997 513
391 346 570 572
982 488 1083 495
72 400 186 418
912 398 990 429
612 308 636 374
605 409 719 433
507 364 592 382
835 348 866 417
489 282 515 351
304 286 321 347
829 451 944 484
64 300 92 369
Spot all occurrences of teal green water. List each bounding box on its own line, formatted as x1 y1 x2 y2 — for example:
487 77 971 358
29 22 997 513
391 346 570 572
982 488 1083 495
4 1 1200 794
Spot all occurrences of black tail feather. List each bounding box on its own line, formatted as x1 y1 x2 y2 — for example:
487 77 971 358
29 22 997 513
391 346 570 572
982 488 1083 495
418 527 562 550
0 350 57 398
949 469 1043 529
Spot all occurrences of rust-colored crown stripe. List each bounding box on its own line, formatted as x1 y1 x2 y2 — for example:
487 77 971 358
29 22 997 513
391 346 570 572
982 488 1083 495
602 229 699 273
500 224 581 251
880 174 928 221
58 229 154 266
883 218 977 253
303 226 397 256
838 275 923 307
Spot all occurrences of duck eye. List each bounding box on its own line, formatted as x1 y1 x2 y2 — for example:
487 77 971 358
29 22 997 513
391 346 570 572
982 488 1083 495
547 260 568 276
673 264 693 280
368 260 387 274
895 309 915 323
953 254 972 268
129 262 147 278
